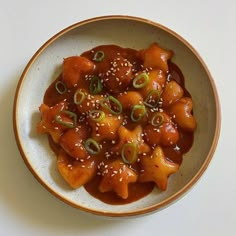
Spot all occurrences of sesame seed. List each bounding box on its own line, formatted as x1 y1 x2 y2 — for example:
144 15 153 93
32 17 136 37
174 145 180 151
67 164 73 170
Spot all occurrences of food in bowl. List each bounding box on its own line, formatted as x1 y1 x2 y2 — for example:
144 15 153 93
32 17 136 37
36 42 197 204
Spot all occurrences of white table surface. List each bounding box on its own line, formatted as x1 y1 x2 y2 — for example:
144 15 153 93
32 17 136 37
0 0 234 235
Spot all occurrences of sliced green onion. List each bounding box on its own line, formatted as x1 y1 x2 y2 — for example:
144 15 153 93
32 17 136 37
151 112 164 127
55 110 77 128
85 138 100 155
55 81 67 94
131 104 146 122
144 89 161 108
121 143 137 164
100 96 122 115
93 51 105 62
89 76 103 94
133 72 149 88
89 110 105 122
74 90 86 105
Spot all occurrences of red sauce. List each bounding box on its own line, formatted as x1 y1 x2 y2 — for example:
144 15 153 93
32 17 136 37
85 176 154 205
41 44 195 205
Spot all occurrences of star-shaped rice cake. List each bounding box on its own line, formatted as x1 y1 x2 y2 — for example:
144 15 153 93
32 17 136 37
62 56 95 88
57 150 97 189
139 146 179 190
37 102 69 143
112 125 150 155
88 113 123 142
99 160 137 199
138 43 173 72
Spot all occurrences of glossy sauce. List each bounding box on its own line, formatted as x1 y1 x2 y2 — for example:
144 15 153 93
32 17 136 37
43 45 194 205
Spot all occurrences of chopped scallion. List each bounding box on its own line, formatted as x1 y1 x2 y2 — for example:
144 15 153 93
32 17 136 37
85 138 100 155
144 89 161 108
151 112 164 127
130 104 146 122
55 110 77 128
100 96 122 115
74 90 86 105
89 110 105 122
93 51 105 62
89 76 103 95
55 81 67 94
121 143 137 164
133 72 149 88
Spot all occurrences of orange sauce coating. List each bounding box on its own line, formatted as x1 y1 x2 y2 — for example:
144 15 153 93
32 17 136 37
38 44 196 204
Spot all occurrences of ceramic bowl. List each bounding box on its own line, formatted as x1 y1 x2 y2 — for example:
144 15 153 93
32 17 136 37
13 15 220 217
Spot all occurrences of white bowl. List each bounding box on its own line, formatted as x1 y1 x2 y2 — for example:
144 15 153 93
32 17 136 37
13 15 221 217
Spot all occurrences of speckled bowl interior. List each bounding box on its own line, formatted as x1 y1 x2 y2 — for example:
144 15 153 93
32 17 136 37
13 16 220 217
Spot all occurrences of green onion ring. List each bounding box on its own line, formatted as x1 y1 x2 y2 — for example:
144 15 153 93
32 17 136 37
133 72 149 88
121 143 137 164
89 76 103 95
144 89 161 108
74 90 86 105
130 104 146 122
55 81 67 94
55 110 77 128
89 110 105 122
100 96 122 115
85 138 100 155
92 51 105 62
151 112 164 127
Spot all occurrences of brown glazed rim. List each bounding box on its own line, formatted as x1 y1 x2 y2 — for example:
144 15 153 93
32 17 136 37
13 15 221 217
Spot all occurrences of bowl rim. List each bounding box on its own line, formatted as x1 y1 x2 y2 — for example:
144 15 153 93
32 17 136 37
13 15 221 217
